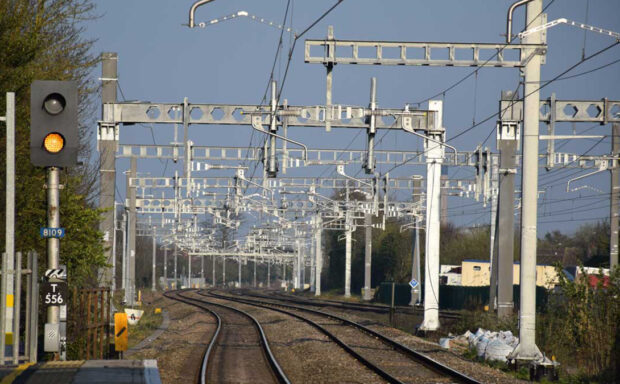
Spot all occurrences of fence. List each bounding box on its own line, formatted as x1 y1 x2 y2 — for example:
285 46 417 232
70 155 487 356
377 282 550 311
0 251 39 365
68 287 111 360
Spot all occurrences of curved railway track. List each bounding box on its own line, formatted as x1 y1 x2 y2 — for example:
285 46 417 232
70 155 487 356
200 289 480 384
163 290 290 384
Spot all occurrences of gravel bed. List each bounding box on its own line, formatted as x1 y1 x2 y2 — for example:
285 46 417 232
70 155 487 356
257 292 527 384
127 292 217 384
188 291 385 384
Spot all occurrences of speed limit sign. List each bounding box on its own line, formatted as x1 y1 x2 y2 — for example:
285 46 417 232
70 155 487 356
41 282 67 307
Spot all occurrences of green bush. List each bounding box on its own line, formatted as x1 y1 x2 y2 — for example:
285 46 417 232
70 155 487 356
537 265 619 382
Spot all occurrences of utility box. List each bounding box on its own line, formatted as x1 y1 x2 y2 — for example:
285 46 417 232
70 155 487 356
44 323 60 352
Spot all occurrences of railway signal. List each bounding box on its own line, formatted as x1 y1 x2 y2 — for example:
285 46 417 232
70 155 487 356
30 80 78 167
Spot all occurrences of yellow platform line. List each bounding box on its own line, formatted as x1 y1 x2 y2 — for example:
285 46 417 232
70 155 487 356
0 362 35 384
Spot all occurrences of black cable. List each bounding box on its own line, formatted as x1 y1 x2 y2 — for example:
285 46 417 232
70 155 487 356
409 0 556 106
383 40 620 175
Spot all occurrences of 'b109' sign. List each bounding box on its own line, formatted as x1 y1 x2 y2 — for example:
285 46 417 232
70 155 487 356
40 227 65 238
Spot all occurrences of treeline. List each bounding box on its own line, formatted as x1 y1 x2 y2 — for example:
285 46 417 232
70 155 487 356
321 218 612 293
0 0 105 287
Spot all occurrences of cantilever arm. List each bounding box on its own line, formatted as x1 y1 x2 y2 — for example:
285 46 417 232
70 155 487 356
251 115 308 162
189 0 217 28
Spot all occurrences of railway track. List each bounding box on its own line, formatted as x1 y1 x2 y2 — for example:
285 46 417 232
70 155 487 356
163 290 290 384
239 288 461 320
200 289 480 384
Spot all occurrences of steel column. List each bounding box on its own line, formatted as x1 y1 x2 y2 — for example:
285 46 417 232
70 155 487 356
611 123 619 268
47 168 60 326
511 0 543 361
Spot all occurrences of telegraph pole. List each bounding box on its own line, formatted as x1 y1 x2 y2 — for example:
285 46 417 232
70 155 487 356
611 123 619 268
99 52 118 287
510 0 544 361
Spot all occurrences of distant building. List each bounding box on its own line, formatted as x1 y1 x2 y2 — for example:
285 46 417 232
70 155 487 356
455 260 559 289
439 265 462 286
563 266 610 288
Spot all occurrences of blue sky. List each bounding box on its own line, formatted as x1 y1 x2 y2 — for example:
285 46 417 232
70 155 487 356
85 0 620 235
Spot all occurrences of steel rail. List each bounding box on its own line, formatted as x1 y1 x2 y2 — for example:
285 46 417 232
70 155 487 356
198 290 403 384
167 290 291 384
202 290 481 384
163 291 221 384
239 289 461 320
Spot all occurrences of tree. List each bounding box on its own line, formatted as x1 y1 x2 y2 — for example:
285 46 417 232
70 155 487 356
0 0 105 287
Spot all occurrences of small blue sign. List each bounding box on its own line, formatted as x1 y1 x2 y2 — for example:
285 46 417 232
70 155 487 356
409 279 419 289
40 227 65 239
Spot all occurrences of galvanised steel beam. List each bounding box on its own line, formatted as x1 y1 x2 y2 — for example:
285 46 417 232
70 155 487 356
305 39 545 68
500 98 620 124
106 102 433 130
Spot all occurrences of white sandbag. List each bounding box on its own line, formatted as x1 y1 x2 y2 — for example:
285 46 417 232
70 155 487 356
439 338 451 349
475 336 489 357
484 339 514 362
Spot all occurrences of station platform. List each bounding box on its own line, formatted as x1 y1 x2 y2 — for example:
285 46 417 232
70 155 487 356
0 359 161 384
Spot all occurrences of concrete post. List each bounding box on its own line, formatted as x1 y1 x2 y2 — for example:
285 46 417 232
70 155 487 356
222 257 226 287
511 0 544 361
294 242 300 289
174 243 178 289
611 123 619 268
99 53 118 287
151 232 156 291
310 234 316 293
126 157 137 305
419 100 444 332
410 178 422 305
253 256 257 287
267 260 271 288
2 92 15 362
163 247 168 290
497 91 519 319
315 217 323 296
489 153 499 310
121 213 127 290
362 208 372 301
211 255 215 287
345 219 352 298
238 256 242 288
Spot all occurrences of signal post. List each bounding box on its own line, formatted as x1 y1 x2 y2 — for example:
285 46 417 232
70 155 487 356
30 80 78 358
